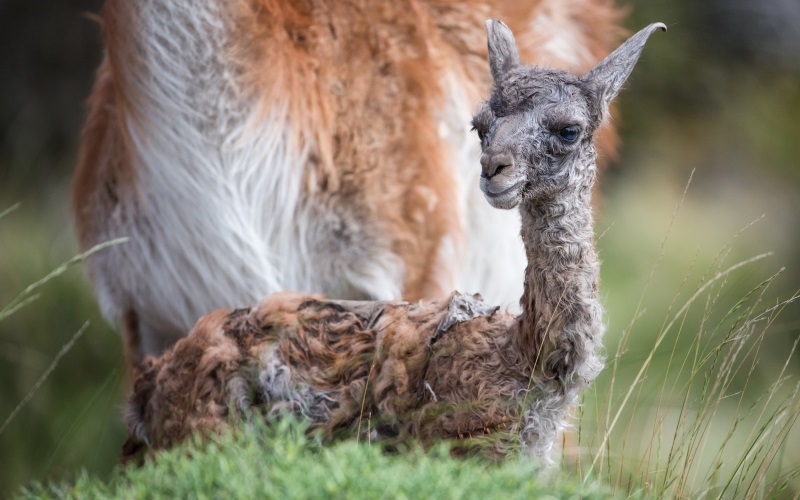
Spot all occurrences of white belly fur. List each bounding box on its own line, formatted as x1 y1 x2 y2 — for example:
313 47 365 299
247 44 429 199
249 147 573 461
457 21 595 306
89 0 405 353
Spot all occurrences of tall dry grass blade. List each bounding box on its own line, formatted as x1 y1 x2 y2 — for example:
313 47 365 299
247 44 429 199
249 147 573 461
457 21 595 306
0 203 20 221
636 292 694 490
679 274 783 491
660 253 773 358
660 286 723 494
0 294 41 322
704 336 768 487
356 324 392 443
747 385 800 497
585 252 771 484
731 392 794 498
717 290 798 440
0 238 128 320
625 248 700 488
588 172 695 484
42 367 121 476
678 274 778 491
0 322 90 435
720 319 800 498
661 263 777 488
647 273 795 496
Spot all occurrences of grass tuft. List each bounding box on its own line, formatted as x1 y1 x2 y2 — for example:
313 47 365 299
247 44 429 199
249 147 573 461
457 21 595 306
18 418 613 499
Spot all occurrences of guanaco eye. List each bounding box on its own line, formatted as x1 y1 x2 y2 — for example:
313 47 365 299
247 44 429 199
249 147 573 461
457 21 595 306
558 125 580 143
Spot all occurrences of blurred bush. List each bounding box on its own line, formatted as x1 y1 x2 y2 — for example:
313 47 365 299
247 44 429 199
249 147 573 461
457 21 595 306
0 0 103 193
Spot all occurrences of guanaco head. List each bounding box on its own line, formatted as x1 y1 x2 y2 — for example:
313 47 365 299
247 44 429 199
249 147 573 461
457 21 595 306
472 20 666 209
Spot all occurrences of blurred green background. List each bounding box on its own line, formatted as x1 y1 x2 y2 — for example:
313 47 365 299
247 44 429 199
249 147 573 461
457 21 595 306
1 0 799 495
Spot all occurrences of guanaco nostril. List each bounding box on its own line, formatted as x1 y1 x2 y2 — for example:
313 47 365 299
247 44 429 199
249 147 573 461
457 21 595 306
492 163 510 176
481 154 513 179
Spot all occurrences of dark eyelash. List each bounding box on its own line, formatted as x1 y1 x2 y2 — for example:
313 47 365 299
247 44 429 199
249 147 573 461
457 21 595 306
470 117 482 131
470 123 487 141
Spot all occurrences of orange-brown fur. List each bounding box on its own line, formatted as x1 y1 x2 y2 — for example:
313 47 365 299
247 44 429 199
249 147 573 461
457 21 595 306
231 0 623 298
73 0 624 367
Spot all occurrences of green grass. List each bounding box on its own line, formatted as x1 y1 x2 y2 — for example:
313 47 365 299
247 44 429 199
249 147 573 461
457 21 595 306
20 418 613 499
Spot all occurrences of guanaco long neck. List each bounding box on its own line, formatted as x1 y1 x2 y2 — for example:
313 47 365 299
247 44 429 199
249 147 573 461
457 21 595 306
514 164 604 387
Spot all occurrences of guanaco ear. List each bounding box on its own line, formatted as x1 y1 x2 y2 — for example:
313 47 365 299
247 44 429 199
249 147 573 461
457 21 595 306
485 19 520 82
583 22 667 119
